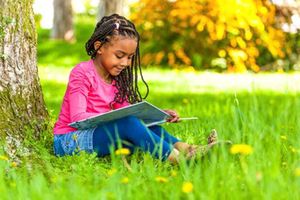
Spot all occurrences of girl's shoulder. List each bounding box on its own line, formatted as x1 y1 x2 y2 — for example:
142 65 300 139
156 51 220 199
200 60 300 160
69 60 96 80
68 60 100 88
71 60 93 74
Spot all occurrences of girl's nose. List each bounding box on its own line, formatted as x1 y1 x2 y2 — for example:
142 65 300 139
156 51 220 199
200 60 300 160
121 57 131 66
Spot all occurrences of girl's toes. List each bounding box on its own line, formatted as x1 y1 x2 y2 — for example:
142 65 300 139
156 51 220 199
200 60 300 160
207 129 218 144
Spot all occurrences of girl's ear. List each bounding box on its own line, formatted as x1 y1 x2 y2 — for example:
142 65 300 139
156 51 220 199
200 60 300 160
94 41 102 54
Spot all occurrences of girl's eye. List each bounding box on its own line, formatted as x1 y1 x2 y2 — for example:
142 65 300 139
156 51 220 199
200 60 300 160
116 54 134 59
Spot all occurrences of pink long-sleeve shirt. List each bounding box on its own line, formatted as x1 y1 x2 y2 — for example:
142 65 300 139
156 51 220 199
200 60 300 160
53 59 129 134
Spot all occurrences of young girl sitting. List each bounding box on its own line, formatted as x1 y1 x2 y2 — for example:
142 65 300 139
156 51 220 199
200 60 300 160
53 14 219 163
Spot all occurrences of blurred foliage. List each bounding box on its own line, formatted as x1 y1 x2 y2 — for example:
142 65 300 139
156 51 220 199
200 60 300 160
131 0 290 72
37 14 93 67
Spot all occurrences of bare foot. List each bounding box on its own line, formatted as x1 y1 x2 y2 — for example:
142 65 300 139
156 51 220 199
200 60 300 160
207 129 218 144
207 129 232 146
187 129 231 158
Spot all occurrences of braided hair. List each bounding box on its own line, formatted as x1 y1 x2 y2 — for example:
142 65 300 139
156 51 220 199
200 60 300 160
85 14 149 105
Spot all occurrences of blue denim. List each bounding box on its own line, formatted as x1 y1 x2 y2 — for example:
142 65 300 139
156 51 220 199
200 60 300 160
93 116 180 160
53 116 180 160
53 128 95 156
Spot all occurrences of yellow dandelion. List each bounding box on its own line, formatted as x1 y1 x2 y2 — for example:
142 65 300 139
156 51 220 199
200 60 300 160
120 177 129 184
155 176 169 183
72 134 78 141
0 155 8 161
182 98 189 104
182 181 193 193
107 168 117 176
171 170 177 177
295 168 300 176
230 144 253 155
11 162 17 168
280 135 287 140
289 146 297 153
115 148 130 156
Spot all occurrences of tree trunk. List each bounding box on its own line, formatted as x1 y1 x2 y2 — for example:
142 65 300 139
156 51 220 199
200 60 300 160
0 0 48 159
97 0 125 21
51 0 74 41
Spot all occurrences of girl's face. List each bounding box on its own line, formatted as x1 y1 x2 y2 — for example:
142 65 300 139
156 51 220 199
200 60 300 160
96 36 137 77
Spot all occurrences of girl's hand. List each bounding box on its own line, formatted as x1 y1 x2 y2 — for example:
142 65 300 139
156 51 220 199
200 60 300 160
164 109 179 123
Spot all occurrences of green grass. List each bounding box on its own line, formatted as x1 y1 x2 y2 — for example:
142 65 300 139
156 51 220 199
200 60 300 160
1 14 299 199
1 67 300 199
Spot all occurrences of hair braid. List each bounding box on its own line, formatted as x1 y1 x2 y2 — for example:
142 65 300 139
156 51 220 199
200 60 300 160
85 14 149 105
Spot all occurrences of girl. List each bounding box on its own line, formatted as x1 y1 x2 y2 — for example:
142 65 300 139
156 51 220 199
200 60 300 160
53 14 219 163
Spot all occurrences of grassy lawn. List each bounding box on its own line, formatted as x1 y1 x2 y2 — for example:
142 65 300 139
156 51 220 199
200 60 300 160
1 15 299 199
1 67 299 199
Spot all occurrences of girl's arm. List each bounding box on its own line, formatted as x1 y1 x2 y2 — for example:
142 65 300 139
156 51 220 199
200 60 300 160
68 67 99 122
69 91 98 122
113 100 130 110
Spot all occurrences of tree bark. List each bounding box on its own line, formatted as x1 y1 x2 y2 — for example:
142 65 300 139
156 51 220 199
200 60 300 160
97 0 125 21
51 0 74 41
0 0 48 159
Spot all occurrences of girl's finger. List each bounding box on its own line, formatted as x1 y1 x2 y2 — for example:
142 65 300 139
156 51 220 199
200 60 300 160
170 116 179 123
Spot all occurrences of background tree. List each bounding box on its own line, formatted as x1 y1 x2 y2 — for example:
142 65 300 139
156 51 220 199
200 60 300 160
52 0 74 41
0 0 48 159
97 0 125 21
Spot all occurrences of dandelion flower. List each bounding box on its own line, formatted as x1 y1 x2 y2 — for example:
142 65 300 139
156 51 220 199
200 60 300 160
171 170 177 177
182 181 193 193
230 144 253 155
120 177 129 184
0 155 8 161
182 98 189 104
295 168 300 176
289 146 297 153
72 134 78 141
107 168 117 176
155 176 168 183
280 135 287 140
11 162 17 168
115 148 130 156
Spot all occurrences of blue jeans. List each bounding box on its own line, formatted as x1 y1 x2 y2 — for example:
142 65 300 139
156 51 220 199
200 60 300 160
53 116 180 160
53 128 95 156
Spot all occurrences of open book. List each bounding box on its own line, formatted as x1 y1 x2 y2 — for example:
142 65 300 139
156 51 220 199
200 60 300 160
69 101 173 130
